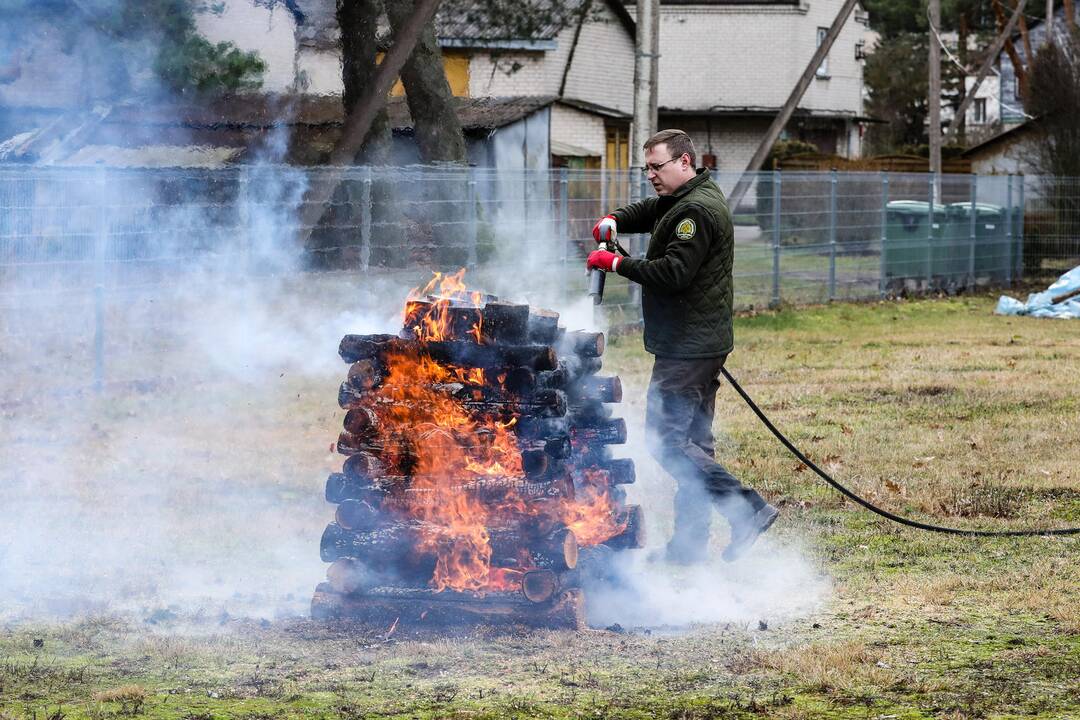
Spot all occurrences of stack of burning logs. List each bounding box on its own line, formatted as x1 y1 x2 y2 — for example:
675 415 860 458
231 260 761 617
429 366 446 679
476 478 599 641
311 283 644 629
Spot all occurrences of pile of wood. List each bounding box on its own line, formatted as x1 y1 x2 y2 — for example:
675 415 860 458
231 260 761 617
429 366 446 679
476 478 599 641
310 294 643 629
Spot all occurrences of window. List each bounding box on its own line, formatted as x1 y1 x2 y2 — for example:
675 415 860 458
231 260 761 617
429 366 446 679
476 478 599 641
816 27 830 78
973 98 987 124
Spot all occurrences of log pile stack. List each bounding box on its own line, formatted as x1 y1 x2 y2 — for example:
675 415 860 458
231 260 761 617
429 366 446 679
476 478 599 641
310 286 643 629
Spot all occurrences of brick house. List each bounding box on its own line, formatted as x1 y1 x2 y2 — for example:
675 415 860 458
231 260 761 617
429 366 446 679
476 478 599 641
626 0 870 174
196 0 637 171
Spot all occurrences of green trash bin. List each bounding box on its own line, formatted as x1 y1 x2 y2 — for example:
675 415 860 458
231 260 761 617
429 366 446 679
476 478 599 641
884 200 949 287
946 202 1009 282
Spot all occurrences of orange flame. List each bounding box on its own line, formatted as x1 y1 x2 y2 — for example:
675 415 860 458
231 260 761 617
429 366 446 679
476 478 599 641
356 271 627 593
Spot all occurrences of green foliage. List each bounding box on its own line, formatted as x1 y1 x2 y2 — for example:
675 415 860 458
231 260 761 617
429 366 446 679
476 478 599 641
156 35 266 93
864 34 930 153
17 0 265 95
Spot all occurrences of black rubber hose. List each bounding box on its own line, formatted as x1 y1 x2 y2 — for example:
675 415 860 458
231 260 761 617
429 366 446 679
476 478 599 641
721 366 1080 537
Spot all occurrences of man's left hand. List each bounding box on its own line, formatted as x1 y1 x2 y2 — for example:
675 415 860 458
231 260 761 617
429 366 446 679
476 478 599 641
587 250 621 273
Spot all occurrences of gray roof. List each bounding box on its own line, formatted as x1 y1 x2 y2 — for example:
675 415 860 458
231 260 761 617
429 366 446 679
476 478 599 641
292 0 633 52
103 94 557 132
439 0 634 44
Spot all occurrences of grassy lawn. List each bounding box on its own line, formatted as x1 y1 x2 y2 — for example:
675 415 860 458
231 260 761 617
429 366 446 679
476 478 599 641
2 293 1079 719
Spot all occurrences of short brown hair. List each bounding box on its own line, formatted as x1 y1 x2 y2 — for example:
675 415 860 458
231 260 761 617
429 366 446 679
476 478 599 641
644 129 696 167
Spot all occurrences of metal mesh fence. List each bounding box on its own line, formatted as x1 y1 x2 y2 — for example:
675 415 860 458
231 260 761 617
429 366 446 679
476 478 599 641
1 165 1076 392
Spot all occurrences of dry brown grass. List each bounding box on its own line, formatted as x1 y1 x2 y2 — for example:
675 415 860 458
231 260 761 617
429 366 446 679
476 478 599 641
93 684 148 714
749 640 894 693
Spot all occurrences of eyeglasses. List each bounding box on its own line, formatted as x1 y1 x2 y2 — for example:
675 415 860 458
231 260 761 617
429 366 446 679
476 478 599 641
640 156 683 175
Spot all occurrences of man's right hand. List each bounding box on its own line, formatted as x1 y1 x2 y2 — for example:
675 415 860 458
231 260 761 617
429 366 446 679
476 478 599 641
592 215 617 244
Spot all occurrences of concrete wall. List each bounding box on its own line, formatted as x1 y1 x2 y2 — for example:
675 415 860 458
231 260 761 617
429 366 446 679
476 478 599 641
647 0 867 117
551 104 607 157
467 2 634 113
968 133 1037 175
661 115 772 176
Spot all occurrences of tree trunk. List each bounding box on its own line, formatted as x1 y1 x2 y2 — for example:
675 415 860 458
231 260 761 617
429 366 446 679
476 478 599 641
1065 0 1076 32
994 0 1029 97
383 0 470 266
338 0 393 165
333 0 409 269
384 0 467 163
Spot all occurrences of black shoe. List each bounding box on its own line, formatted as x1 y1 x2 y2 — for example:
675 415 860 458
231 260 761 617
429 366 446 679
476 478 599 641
722 504 779 562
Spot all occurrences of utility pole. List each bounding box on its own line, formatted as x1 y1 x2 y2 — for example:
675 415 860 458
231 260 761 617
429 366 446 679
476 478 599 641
929 0 942 186
632 0 658 169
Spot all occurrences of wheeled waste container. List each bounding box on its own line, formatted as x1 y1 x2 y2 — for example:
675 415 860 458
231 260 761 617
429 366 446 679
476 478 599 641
946 202 1011 283
884 200 951 288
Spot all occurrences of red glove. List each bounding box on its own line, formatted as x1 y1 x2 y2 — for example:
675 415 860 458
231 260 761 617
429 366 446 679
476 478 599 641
587 250 620 272
592 215 617 244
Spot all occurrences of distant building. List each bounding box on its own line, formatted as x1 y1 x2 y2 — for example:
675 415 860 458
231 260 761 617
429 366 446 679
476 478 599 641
960 119 1038 175
196 0 638 171
630 0 870 175
996 5 1079 127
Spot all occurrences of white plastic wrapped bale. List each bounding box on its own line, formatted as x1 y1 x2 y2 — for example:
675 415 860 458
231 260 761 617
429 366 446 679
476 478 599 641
996 265 1080 319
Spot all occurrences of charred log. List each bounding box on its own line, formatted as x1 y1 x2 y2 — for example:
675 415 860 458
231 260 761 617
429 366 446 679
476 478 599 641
571 375 622 404
335 498 385 532
321 520 577 566
558 330 605 358
604 505 646 550
325 472 575 506
480 301 529 345
339 335 558 371
572 418 627 446
310 583 586 629
520 569 559 603
600 458 635 486
526 308 560 344
343 406 379 435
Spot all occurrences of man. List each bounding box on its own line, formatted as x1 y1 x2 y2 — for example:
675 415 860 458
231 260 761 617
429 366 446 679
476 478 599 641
586 129 778 563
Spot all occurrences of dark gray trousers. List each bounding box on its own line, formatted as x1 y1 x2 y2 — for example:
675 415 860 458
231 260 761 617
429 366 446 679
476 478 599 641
645 355 767 557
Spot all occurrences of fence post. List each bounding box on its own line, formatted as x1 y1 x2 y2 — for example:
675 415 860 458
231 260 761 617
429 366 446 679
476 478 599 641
359 166 372 272
926 173 934 291
237 170 253 274
771 170 781 307
93 166 108 392
466 168 478 268
968 174 977 289
879 172 888 298
828 169 837 300
1005 174 1014 285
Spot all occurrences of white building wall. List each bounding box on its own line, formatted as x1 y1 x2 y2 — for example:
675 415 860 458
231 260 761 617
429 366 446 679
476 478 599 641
560 8 636 113
196 1 298 93
468 52 558 97
963 75 1000 128
468 3 634 112
551 104 607 157
296 49 343 96
651 1 866 117
672 116 772 179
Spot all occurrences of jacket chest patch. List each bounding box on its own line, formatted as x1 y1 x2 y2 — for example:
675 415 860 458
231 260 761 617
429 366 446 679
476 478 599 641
675 218 696 240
